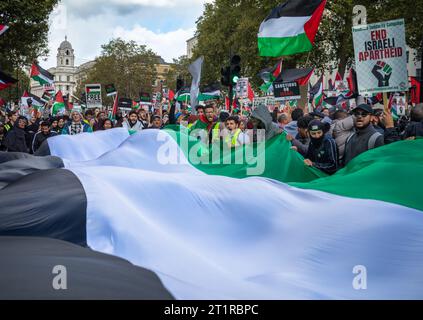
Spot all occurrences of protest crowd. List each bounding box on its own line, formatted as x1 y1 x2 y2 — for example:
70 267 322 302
1 95 422 175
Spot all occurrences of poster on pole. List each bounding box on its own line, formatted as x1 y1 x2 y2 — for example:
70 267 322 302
105 84 117 97
273 81 301 101
85 84 102 108
352 18 408 96
235 78 249 99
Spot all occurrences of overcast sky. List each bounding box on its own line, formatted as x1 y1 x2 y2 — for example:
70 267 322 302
43 0 210 68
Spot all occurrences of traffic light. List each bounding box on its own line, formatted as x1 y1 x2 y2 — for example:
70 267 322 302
220 66 231 87
230 55 241 85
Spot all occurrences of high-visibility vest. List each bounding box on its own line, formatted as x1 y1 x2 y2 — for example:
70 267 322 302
225 128 241 147
4 123 11 132
211 122 221 142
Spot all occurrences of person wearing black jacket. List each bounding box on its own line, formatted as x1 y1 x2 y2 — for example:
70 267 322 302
304 120 339 175
32 121 57 153
343 104 384 166
3 116 29 153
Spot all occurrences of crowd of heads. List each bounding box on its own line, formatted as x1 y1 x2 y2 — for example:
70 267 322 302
1 97 422 175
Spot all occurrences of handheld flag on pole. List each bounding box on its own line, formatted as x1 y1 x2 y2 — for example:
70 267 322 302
52 91 66 116
0 70 18 91
188 56 204 111
258 0 327 57
21 91 44 109
310 75 324 107
30 62 54 86
111 92 119 120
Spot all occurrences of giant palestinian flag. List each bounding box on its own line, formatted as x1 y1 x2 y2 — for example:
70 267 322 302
0 70 17 91
30 62 54 86
258 0 327 57
1 124 423 299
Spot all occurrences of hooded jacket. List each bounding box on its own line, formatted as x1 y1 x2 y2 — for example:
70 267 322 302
3 118 29 153
250 105 282 141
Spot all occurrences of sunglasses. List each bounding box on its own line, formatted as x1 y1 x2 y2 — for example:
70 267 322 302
353 111 370 117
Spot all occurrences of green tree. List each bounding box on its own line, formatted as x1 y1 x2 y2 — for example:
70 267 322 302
0 0 59 69
0 0 58 102
75 38 158 106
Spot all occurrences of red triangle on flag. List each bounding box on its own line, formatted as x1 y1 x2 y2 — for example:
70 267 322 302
247 82 255 102
55 90 64 103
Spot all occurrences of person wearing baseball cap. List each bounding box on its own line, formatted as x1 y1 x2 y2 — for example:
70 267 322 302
343 104 384 166
303 120 339 175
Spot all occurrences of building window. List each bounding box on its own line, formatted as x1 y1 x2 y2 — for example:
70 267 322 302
66 85 70 91
61 59 63 65
67 76 71 82
66 50 70 56
66 59 69 65
406 51 410 64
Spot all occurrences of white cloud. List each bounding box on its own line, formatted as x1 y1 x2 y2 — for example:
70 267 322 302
113 25 195 62
41 0 209 69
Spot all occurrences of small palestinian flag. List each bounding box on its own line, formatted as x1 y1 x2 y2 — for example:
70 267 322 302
199 83 221 101
258 0 327 57
0 70 18 91
52 90 66 116
310 75 323 107
176 86 191 102
258 60 283 83
41 91 53 103
0 24 9 36
30 62 54 86
21 91 44 108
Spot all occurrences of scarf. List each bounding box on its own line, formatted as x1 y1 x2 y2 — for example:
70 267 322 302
70 122 83 135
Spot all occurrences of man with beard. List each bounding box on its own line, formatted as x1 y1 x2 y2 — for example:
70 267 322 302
189 104 220 144
343 104 384 166
137 108 149 129
304 120 339 175
32 121 58 153
123 111 144 132
3 116 29 153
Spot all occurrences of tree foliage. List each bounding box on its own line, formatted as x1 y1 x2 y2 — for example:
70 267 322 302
75 38 158 106
0 0 58 101
0 0 59 69
193 0 422 89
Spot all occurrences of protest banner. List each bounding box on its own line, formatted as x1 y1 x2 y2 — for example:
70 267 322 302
273 81 301 101
105 84 117 97
352 18 408 96
85 84 102 108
